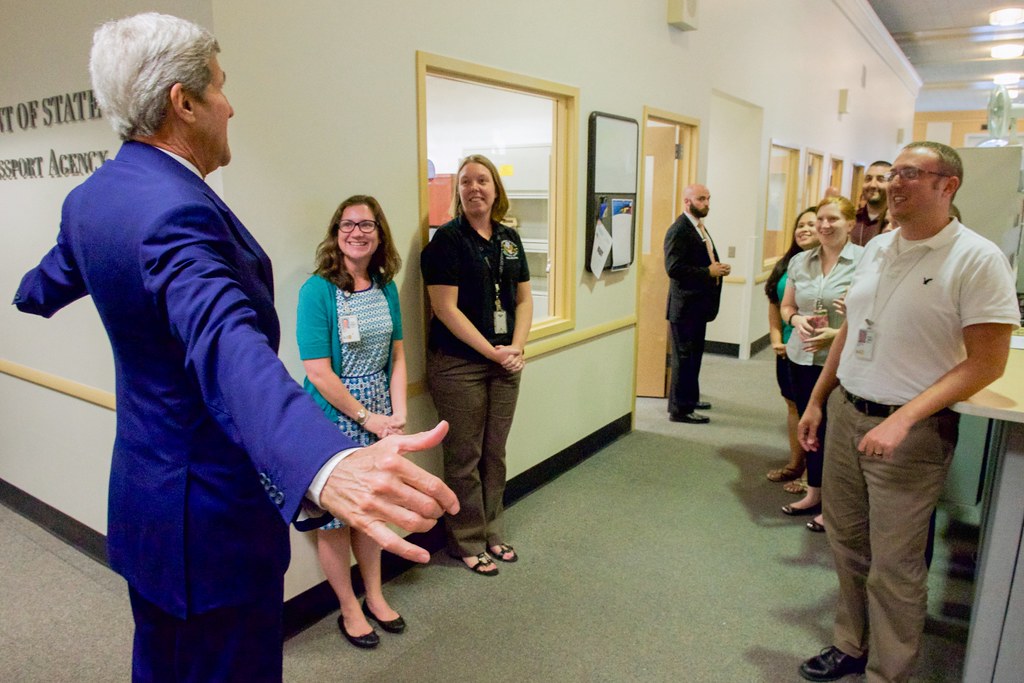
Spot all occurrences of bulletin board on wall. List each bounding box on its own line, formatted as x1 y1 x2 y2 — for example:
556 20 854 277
585 112 639 275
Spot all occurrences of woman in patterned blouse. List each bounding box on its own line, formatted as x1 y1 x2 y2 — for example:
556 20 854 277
297 195 407 649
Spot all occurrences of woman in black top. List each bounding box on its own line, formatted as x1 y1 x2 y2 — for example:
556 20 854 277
420 154 532 576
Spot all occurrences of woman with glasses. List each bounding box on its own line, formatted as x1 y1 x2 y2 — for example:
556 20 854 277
779 196 863 533
421 154 532 577
764 208 820 493
297 195 407 649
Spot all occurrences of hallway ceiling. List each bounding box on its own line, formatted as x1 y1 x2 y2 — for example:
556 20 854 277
867 0 1024 112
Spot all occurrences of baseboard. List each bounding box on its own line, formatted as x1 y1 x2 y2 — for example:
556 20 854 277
706 334 770 358
1 413 633 640
283 412 632 637
0 478 108 565
749 333 771 355
705 340 739 357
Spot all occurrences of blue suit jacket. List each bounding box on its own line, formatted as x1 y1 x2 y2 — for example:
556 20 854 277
14 141 355 618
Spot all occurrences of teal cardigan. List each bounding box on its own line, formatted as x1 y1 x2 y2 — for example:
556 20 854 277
296 274 403 423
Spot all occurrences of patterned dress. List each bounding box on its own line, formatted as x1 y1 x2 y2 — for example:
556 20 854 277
321 283 394 531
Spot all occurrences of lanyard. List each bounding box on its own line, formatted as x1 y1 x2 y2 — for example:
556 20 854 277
480 233 505 312
865 239 929 329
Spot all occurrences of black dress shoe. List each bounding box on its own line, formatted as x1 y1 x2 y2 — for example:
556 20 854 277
337 615 379 649
799 645 866 681
694 401 712 410
362 599 406 634
669 412 710 424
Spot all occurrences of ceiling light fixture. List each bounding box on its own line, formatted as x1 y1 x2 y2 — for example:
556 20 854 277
990 8 1024 26
994 72 1022 85
992 44 1024 59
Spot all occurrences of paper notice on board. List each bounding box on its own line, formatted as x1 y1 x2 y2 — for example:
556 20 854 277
611 211 632 267
590 220 613 276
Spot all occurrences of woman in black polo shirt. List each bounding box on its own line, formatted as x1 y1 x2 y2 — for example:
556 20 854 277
421 154 532 576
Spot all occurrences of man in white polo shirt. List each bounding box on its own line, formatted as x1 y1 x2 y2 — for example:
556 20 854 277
795 141 1020 683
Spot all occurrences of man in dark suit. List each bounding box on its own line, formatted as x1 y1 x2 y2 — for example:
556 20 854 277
13 13 457 682
663 183 731 424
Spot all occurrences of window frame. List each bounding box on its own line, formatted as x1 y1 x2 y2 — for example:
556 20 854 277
416 51 578 341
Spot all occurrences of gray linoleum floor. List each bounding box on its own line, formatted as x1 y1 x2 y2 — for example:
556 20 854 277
1 349 973 681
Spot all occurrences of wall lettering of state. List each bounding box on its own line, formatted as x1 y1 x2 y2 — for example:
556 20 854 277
0 88 111 181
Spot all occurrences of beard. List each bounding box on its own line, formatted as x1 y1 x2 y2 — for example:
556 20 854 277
690 205 709 219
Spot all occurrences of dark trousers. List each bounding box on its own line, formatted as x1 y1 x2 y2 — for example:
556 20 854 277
788 360 826 487
129 584 284 683
426 349 521 557
668 318 707 416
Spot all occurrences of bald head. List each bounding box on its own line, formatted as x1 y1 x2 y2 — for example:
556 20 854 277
684 184 710 219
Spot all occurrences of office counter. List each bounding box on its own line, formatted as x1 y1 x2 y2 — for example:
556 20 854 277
955 347 1024 683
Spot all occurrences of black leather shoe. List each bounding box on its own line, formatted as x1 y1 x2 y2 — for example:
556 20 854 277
695 401 712 410
362 599 406 634
799 645 866 681
337 615 379 649
669 412 710 424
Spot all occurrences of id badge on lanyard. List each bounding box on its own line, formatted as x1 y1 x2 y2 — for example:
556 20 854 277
854 323 875 361
486 245 508 334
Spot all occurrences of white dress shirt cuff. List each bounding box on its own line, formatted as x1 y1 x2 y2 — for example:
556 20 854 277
305 448 359 507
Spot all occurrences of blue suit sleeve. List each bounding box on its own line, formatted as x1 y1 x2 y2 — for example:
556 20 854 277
140 202 354 524
13 210 87 317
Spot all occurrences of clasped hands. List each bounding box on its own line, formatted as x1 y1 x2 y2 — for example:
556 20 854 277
319 421 460 563
709 261 731 278
363 411 406 438
493 344 525 373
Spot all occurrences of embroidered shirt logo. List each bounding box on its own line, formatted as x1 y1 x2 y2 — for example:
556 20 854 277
501 239 520 259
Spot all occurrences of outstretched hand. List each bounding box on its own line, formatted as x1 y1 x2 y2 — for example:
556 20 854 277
319 421 459 563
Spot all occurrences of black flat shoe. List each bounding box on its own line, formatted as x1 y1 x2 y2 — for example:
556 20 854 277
694 401 712 410
362 599 406 634
807 520 826 533
337 615 379 649
669 412 710 424
781 503 821 516
799 645 866 681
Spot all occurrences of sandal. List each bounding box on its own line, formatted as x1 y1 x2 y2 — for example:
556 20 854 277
489 543 518 563
464 553 498 576
783 479 807 495
766 466 802 482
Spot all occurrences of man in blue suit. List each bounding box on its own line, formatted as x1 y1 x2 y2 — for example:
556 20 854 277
13 13 457 682
663 183 731 424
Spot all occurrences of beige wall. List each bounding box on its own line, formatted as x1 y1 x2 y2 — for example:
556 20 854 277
1 0 917 600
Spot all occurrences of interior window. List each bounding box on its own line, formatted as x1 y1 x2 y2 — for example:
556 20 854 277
418 53 577 338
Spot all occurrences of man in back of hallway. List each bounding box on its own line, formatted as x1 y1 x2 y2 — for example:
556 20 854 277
796 142 1019 683
850 160 891 246
663 183 731 424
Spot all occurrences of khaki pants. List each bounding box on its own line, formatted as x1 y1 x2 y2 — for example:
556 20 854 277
427 349 521 557
823 390 958 683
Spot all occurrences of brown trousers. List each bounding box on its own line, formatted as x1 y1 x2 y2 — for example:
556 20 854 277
823 390 958 683
426 349 521 557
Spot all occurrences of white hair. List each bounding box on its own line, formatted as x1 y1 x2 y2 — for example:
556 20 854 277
89 13 219 140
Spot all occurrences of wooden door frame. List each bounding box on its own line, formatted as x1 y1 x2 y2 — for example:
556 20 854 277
632 107 699 423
